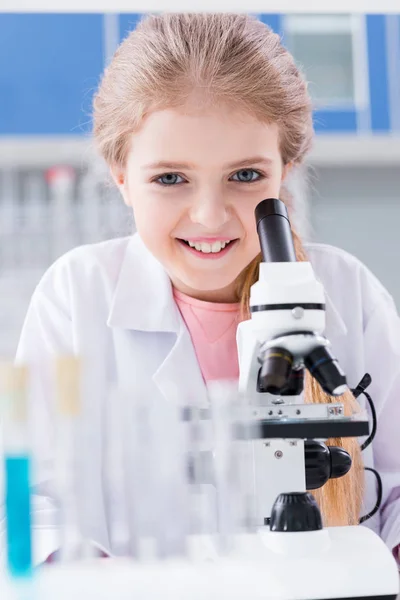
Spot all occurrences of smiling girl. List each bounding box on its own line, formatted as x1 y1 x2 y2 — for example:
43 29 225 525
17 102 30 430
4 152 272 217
10 13 400 564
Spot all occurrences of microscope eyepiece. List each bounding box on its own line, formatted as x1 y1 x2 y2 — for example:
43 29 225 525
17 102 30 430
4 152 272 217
305 345 347 396
255 198 289 224
255 198 297 263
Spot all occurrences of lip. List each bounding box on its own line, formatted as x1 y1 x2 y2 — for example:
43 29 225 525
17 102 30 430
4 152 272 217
176 238 238 259
180 237 235 243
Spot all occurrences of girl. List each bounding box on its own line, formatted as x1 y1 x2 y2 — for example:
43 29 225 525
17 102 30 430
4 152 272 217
7 13 400 564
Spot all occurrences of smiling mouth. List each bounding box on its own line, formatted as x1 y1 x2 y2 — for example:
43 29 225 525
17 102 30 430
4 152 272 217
178 239 238 254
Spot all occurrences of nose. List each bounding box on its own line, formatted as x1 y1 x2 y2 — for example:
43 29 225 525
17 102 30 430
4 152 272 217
189 191 230 231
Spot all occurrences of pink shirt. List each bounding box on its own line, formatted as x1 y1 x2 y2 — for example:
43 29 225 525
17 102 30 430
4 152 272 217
173 288 241 382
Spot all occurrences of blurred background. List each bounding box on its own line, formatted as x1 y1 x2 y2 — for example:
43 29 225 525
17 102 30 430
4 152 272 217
0 12 400 357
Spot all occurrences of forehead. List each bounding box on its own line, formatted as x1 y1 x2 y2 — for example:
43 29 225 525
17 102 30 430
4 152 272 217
126 105 282 167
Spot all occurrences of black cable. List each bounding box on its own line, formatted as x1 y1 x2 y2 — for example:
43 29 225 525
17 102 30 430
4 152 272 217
360 390 377 451
351 373 377 450
351 373 372 398
352 373 372 400
359 467 383 523
351 374 382 522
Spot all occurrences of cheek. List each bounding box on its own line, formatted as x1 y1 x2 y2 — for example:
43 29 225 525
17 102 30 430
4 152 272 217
130 194 180 248
235 201 259 244
237 180 283 242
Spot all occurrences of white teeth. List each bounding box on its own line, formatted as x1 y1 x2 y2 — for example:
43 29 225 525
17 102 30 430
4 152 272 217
211 241 222 253
184 240 232 253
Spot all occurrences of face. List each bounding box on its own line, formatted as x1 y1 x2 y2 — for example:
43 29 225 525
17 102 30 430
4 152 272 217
114 104 290 302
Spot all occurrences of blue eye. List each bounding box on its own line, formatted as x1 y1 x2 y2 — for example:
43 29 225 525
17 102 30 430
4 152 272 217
231 169 262 183
156 173 185 185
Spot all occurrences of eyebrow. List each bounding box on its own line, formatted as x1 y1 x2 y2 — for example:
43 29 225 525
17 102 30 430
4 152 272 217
142 156 274 171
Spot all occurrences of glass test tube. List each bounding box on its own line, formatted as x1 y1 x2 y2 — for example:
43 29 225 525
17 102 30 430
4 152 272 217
54 355 83 562
1 363 33 578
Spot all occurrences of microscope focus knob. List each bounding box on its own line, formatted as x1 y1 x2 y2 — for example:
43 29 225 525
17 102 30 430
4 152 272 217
270 492 323 532
305 441 352 490
329 446 352 479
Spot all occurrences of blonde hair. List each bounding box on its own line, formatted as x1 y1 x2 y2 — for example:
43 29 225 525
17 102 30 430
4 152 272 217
93 13 364 526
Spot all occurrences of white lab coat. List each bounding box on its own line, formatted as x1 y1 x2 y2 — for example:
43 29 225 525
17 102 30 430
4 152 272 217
1 233 400 565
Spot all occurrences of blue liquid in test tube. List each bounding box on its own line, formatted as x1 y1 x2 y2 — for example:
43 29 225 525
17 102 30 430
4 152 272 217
1 363 33 580
5 455 33 578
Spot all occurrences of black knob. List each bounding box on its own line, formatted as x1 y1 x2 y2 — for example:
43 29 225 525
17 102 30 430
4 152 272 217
304 441 352 490
270 492 323 532
329 446 352 479
305 440 331 490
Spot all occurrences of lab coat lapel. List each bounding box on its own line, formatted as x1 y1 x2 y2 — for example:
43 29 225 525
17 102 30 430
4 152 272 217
107 234 209 408
153 322 210 409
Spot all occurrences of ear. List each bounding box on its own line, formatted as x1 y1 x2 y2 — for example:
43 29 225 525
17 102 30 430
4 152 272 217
110 164 131 207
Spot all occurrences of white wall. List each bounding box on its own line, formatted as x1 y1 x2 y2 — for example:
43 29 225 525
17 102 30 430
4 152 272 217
309 165 400 309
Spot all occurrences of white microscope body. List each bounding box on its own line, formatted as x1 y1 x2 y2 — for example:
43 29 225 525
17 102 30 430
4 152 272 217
237 258 327 523
234 198 399 599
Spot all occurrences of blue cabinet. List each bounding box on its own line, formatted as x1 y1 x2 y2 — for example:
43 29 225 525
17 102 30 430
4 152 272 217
0 14 104 135
119 14 142 42
258 14 283 37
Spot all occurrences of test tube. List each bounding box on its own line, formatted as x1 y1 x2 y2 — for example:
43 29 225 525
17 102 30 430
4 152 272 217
54 355 84 562
235 384 260 533
209 380 233 553
150 383 189 559
124 382 189 561
1 363 33 578
104 388 130 557
208 380 242 554
125 388 159 560
186 404 213 538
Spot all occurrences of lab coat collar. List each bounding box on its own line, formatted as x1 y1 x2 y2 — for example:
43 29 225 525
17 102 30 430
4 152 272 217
107 233 348 340
107 234 181 333
107 234 209 408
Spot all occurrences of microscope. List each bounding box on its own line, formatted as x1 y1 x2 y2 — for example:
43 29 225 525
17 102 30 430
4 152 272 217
232 198 399 599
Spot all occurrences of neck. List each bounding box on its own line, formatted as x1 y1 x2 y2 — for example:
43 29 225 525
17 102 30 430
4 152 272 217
170 278 239 304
